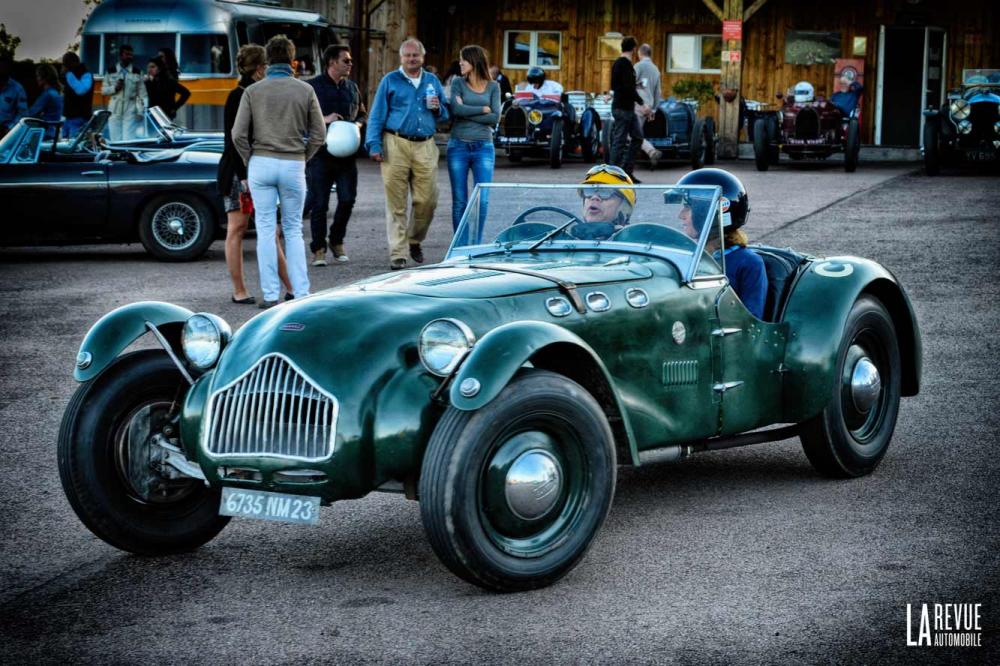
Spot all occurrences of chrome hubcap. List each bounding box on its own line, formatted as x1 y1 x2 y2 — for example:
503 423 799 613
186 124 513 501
151 202 200 250
504 449 563 520
850 356 882 413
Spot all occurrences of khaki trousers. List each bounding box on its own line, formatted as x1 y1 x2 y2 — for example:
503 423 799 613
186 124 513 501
380 132 439 261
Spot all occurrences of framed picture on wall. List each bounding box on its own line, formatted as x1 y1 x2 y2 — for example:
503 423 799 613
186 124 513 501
598 35 622 61
784 31 841 65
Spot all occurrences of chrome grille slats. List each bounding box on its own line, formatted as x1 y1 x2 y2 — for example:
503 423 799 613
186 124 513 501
203 353 338 462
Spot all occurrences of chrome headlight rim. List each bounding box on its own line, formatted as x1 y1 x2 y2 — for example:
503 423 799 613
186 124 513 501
181 313 232 371
419 318 476 377
527 109 544 125
957 118 973 134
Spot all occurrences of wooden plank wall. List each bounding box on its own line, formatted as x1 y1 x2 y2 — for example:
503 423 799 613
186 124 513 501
408 0 999 143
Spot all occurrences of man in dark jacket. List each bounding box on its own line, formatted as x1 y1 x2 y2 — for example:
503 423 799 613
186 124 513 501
60 52 93 138
306 44 367 266
610 36 649 182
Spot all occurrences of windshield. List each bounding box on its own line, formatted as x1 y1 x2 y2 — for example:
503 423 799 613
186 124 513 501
448 183 723 279
963 69 1000 86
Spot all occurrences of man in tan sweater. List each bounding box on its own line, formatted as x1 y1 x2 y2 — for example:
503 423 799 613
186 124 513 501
233 35 325 308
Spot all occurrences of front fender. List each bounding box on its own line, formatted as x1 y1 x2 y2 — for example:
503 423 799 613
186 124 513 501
781 257 921 422
74 301 194 382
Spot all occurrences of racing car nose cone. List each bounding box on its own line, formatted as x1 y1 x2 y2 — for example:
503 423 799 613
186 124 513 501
505 449 562 520
850 357 881 413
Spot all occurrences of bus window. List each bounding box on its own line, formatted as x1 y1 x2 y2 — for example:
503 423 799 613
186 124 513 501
260 22 318 76
103 33 174 73
82 34 102 72
236 21 250 48
180 34 232 75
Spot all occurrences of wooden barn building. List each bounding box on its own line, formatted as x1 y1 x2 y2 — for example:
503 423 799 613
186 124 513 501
296 0 998 153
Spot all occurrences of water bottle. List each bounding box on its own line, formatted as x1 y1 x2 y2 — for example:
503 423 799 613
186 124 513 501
425 82 437 110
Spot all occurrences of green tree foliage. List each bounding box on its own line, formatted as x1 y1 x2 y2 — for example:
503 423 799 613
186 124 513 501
67 0 102 52
0 23 22 60
671 79 715 106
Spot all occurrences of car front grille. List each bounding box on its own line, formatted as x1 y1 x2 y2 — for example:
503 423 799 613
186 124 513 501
969 102 999 142
794 107 820 140
503 106 527 135
203 354 338 461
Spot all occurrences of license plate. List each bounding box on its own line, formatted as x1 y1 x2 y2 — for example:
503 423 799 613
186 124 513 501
503 137 527 143
220 487 320 525
966 150 996 161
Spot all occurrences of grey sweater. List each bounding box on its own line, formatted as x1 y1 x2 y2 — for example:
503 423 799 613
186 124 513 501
232 67 326 164
448 78 500 141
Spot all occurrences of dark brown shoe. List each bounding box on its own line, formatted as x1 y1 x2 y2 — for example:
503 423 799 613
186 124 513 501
409 243 424 264
390 258 407 270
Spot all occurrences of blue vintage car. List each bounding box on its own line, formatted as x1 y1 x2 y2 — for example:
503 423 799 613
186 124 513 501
495 93 602 168
923 68 1000 175
633 97 717 170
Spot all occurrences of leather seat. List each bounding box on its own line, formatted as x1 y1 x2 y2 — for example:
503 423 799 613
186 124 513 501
751 245 808 322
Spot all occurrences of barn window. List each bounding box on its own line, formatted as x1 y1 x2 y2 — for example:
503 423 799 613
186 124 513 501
667 34 721 73
503 30 561 70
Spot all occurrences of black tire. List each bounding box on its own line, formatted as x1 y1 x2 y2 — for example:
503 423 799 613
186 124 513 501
581 117 599 163
690 118 706 170
753 117 770 171
923 119 940 176
800 296 902 478
549 119 564 169
600 119 613 162
507 150 523 163
844 117 861 173
138 193 215 261
419 369 616 592
58 350 229 554
704 117 716 165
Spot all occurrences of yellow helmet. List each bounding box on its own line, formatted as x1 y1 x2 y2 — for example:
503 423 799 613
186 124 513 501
579 164 636 208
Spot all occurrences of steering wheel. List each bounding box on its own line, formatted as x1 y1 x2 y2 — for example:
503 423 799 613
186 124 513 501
494 221 557 244
510 205 586 239
609 223 698 250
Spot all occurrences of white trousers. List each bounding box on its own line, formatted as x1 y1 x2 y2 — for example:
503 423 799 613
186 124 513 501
107 113 142 142
248 156 310 301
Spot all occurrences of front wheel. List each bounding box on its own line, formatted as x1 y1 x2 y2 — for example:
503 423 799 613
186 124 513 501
419 369 616 592
844 117 860 172
704 118 717 165
581 117 599 163
690 118 707 170
800 296 902 478
58 350 229 554
138 193 215 261
549 119 564 169
753 117 770 171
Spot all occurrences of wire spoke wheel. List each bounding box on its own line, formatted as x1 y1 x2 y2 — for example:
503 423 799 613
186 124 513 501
151 202 201 251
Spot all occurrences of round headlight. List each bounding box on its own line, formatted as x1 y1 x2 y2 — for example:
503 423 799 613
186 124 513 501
950 99 970 120
528 110 543 125
182 313 232 370
419 319 475 376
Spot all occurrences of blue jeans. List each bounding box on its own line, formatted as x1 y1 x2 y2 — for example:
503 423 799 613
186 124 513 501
446 138 494 233
63 117 86 138
248 156 310 301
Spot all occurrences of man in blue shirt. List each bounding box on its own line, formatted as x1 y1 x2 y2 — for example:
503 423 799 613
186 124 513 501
0 56 27 138
365 37 449 270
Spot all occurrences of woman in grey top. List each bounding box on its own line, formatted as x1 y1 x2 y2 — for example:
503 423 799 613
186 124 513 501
447 45 500 233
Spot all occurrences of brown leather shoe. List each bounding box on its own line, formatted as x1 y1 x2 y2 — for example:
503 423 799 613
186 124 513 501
390 258 407 270
409 243 424 264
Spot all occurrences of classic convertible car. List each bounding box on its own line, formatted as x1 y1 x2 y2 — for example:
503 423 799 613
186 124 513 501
59 171 921 591
923 69 1000 175
0 116 224 261
640 96 717 169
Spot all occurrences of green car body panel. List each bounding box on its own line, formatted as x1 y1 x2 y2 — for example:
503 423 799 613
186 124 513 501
73 300 194 382
72 249 921 504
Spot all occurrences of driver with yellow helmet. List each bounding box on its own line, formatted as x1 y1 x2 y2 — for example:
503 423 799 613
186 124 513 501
575 164 635 240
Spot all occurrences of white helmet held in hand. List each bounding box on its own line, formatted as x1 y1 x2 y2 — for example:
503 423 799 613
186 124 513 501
326 120 360 157
793 81 815 104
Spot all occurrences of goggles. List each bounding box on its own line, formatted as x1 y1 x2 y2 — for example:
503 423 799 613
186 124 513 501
579 187 622 201
584 164 630 181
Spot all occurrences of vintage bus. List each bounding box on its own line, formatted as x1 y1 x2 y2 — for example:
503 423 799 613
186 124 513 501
81 0 360 130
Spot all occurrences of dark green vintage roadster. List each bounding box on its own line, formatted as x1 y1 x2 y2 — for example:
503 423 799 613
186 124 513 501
59 174 920 592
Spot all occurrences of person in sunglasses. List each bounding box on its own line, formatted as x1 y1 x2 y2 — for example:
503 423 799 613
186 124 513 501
575 164 636 240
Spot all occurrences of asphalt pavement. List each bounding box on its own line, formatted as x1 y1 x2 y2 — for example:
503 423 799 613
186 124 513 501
0 157 997 664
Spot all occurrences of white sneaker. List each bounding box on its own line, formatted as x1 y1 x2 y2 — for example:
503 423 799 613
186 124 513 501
311 249 327 267
332 244 349 263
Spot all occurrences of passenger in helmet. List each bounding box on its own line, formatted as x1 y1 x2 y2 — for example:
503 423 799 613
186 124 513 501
677 168 768 319
517 66 563 98
575 164 635 240
792 81 815 104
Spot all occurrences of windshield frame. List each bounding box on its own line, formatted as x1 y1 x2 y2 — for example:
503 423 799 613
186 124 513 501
446 182 724 283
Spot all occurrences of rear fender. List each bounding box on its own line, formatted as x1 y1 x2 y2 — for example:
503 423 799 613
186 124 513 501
73 301 194 382
449 321 639 465
781 258 921 422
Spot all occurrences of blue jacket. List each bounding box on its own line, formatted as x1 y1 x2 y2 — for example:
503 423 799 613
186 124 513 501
716 245 768 319
365 68 448 155
0 77 27 130
29 88 64 137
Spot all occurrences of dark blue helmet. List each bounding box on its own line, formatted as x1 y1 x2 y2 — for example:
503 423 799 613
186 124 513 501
527 66 545 86
677 168 750 230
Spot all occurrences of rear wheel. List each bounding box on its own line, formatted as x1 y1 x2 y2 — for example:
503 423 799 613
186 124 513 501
704 118 716 165
600 119 613 162
753 117 770 171
690 118 706 170
844 117 861 172
581 117 599 163
800 296 901 478
549 119 564 169
138 193 215 261
923 118 940 176
419 369 616 592
58 350 229 554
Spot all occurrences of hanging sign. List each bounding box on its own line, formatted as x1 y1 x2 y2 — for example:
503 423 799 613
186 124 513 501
722 20 742 41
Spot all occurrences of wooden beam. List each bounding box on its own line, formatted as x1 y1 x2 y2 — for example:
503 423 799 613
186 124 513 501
701 0 724 22
743 0 768 22
717 0 743 159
